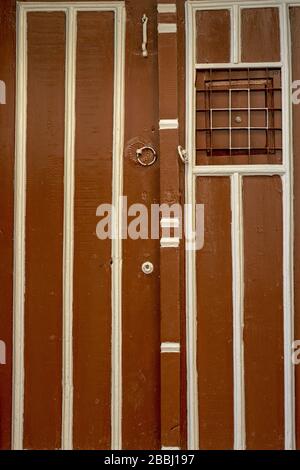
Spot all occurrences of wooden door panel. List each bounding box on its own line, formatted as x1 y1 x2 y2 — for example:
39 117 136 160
241 8 281 63
24 11 66 449
290 6 300 449
188 2 292 450
73 11 114 450
196 177 234 450
4 0 161 451
0 0 15 450
243 176 284 450
196 9 231 64
122 0 160 450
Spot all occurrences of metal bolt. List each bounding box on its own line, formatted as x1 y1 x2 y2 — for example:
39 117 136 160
141 261 154 275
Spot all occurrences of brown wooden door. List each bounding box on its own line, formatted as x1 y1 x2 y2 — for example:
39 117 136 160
184 1 298 450
0 0 161 450
1 0 300 451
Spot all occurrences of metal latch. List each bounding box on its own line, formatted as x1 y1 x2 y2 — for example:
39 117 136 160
178 146 188 164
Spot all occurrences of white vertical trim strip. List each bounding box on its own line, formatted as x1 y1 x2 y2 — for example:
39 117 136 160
231 173 246 450
281 3 295 450
282 172 295 450
230 6 235 63
12 4 27 450
111 4 126 451
185 1 199 450
61 6 77 451
232 5 240 63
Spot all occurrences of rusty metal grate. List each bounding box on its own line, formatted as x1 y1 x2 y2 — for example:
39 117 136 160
195 68 282 164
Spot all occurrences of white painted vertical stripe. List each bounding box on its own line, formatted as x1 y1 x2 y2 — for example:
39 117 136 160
232 5 240 64
12 3 27 450
231 173 246 450
111 4 126 451
281 3 295 450
61 6 77 451
185 1 199 451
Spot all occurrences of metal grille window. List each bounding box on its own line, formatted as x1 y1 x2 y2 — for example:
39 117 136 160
196 68 282 164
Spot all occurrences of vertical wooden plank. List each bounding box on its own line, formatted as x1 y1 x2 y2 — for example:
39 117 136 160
158 1 181 448
196 10 231 64
24 12 66 449
157 33 178 120
243 176 284 450
122 0 160 450
196 176 234 450
161 353 181 446
176 0 187 449
73 12 114 450
290 6 300 449
241 8 281 63
160 200 181 342
0 0 15 449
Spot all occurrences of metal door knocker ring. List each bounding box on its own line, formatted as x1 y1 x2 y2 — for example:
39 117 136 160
136 146 157 167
